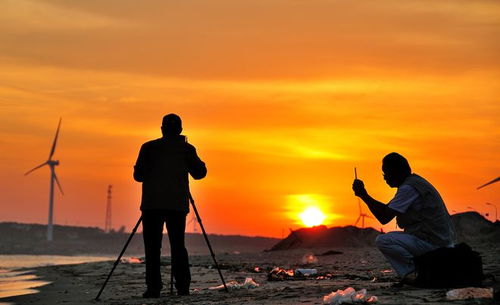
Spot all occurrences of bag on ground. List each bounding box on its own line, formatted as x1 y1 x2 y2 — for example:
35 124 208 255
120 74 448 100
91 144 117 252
413 242 483 288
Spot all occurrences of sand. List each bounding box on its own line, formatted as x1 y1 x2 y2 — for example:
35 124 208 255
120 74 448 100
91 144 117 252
3 244 499 305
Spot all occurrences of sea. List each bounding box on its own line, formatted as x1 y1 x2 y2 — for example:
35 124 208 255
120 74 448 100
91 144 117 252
0 255 112 305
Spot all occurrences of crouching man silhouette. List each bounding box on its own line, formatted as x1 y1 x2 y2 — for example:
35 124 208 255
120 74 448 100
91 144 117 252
352 153 455 283
134 114 207 297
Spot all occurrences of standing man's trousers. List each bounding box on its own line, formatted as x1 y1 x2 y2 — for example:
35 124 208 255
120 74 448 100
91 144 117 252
375 231 437 277
142 210 190 294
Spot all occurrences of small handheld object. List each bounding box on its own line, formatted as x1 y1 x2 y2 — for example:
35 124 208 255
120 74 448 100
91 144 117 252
354 167 358 179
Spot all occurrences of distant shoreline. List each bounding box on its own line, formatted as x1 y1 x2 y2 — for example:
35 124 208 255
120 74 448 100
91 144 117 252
0 222 280 256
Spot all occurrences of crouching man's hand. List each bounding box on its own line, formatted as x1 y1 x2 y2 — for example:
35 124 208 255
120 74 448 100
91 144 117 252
352 179 368 198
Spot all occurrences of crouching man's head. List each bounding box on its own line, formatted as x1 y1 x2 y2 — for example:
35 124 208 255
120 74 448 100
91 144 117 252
382 152 412 188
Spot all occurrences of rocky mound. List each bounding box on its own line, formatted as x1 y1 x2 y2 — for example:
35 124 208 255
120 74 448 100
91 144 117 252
269 225 380 251
270 212 499 251
452 212 500 245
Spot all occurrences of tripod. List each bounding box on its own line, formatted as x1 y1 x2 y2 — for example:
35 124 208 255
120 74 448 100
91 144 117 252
95 194 228 301
95 216 142 301
189 192 228 292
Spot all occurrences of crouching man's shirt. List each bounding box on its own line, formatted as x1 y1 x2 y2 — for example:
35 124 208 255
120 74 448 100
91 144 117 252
388 174 455 247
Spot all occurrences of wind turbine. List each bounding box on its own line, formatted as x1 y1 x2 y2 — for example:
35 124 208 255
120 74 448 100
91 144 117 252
354 200 372 228
25 118 64 241
477 177 499 190
353 167 372 228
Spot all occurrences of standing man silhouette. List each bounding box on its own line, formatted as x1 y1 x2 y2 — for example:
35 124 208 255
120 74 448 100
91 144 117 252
134 114 207 297
352 152 455 283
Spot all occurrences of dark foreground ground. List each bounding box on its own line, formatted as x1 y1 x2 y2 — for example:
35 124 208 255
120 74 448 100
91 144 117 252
3 244 499 305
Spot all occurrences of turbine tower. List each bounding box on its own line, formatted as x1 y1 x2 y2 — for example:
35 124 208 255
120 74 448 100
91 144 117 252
353 167 372 228
354 200 372 228
25 118 63 241
105 185 112 233
187 212 198 233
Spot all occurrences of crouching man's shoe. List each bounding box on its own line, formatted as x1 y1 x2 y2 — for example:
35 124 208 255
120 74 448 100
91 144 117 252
142 289 161 298
401 271 418 285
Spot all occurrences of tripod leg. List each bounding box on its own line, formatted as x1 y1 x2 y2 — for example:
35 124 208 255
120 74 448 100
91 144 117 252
170 264 174 294
189 194 229 292
95 216 142 301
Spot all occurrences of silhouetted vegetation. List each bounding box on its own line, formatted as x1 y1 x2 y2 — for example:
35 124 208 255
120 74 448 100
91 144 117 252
0 222 279 256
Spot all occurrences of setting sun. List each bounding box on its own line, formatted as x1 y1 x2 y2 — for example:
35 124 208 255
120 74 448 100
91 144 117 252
299 207 326 227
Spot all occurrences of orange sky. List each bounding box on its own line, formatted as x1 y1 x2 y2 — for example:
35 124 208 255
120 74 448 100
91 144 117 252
1 0 499 238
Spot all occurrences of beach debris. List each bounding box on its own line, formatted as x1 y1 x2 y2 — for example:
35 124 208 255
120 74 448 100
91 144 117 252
302 253 318 264
315 273 334 280
295 268 318 276
120 257 144 264
323 287 378 304
316 250 344 256
268 267 333 281
268 267 295 281
446 287 493 300
209 277 259 290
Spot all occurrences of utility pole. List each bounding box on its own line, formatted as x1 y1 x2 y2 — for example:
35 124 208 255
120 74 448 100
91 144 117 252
105 185 112 233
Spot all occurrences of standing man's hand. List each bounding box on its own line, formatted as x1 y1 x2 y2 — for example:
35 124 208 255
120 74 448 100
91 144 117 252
352 179 368 197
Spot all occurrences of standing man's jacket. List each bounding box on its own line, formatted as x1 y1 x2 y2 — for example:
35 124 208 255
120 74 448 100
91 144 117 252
133 135 207 213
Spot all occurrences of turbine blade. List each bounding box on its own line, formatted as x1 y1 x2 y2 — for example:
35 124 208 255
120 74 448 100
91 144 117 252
53 171 64 195
477 177 500 190
354 215 361 226
24 162 48 176
48 118 62 160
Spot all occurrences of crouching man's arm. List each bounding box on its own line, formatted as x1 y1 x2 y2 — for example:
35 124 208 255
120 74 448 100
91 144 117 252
352 179 398 225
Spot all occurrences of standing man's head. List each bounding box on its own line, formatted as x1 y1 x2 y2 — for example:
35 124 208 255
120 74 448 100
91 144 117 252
161 113 183 137
382 152 412 188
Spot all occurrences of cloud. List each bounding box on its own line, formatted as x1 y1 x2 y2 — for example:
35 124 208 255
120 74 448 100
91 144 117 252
1 0 128 31
0 0 499 79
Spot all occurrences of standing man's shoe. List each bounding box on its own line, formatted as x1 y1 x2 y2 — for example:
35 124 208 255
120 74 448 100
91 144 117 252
142 290 161 298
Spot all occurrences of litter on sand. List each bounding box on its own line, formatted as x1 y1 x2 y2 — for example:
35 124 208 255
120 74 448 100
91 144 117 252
294 268 318 276
316 250 344 256
268 267 295 281
323 287 378 304
209 277 260 290
120 257 144 264
268 267 333 281
446 287 493 300
302 253 319 264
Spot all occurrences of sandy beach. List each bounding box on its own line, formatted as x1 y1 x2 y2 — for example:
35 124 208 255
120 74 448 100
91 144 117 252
3 243 498 305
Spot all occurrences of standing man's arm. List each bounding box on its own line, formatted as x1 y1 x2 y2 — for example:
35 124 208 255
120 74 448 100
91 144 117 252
352 179 398 225
185 145 207 180
134 144 148 182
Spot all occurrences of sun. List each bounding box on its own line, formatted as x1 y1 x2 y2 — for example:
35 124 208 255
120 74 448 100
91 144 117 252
299 207 326 227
